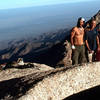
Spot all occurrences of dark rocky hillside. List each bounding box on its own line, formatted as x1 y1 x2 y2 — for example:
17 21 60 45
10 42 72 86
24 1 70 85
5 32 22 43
0 28 70 66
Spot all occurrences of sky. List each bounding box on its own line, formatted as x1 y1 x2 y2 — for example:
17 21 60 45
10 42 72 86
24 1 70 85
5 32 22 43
0 0 97 10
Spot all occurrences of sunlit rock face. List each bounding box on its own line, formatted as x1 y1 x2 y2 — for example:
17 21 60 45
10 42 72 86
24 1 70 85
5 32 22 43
0 62 100 100
86 10 100 27
94 10 100 25
18 62 100 100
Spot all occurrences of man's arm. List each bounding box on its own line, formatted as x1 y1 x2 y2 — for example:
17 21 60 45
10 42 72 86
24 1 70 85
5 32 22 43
85 40 92 53
96 36 99 47
84 28 92 53
71 28 75 45
96 36 100 51
71 28 76 49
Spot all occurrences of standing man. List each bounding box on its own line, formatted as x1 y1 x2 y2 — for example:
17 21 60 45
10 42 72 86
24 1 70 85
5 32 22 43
71 17 86 65
85 19 99 62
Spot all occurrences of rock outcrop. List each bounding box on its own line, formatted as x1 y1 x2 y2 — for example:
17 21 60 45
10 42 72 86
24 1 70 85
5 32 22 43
0 28 69 66
57 41 72 66
94 10 100 25
0 62 100 100
0 63 54 82
85 10 100 27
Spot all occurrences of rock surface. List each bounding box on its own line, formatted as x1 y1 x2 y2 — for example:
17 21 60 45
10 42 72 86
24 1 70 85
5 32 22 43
0 62 100 100
0 63 54 82
57 41 72 66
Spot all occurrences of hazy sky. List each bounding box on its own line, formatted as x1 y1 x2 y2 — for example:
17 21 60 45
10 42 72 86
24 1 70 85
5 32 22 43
0 0 96 9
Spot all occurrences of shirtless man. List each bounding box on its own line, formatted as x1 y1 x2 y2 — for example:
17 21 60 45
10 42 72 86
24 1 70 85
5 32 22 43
71 17 86 65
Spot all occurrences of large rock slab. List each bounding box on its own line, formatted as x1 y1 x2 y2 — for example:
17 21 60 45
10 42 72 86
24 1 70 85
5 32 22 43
0 62 100 100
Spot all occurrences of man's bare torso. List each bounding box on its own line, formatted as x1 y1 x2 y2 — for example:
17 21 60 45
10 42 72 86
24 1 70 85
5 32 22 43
72 27 84 45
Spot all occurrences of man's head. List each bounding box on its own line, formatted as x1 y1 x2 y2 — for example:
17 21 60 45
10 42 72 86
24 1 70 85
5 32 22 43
77 17 85 27
90 19 96 29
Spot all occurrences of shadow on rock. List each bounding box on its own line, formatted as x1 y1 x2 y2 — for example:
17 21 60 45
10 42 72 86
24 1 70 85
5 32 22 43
0 73 45 100
63 85 100 100
0 68 62 100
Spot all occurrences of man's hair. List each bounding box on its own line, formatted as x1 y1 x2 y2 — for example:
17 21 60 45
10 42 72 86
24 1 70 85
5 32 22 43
89 19 96 28
77 17 85 27
90 18 96 23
